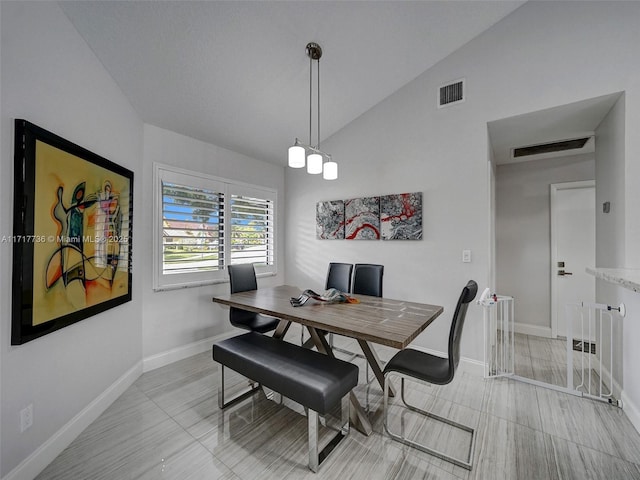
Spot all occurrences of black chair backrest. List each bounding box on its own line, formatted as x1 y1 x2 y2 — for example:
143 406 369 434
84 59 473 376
352 264 384 297
228 264 257 293
325 263 353 293
448 280 478 377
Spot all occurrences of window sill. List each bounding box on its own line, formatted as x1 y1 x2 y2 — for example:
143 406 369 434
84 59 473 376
153 270 277 292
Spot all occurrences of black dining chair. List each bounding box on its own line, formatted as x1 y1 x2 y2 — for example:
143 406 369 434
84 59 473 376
352 263 384 297
324 262 353 346
326 262 353 294
227 264 280 334
335 263 384 380
382 280 478 470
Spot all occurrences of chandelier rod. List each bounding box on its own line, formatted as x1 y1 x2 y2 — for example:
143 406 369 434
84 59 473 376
309 50 313 147
317 56 320 150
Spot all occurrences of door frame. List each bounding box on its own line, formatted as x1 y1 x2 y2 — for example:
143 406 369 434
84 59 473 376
550 180 595 339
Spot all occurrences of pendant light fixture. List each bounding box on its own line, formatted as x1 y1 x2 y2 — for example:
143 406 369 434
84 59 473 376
288 42 337 180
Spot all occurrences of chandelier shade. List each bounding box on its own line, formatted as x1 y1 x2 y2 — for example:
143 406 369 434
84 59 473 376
322 158 338 180
307 152 323 174
288 141 305 168
287 42 337 180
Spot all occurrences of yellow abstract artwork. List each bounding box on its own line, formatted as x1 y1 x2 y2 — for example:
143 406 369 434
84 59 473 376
12 120 133 344
32 141 131 325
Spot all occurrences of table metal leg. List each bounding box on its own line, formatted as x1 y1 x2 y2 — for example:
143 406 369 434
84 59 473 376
307 326 373 436
357 339 396 398
307 327 331 354
302 336 316 350
272 319 291 339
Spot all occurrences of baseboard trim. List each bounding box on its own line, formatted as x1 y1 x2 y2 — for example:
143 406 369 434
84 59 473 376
621 390 640 435
142 330 238 373
409 344 484 377
3 332 243 480
514 322 552 338
3 361 142 480
459 356 485 377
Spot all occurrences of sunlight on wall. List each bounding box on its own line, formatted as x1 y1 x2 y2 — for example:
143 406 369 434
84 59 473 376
293 218 325 289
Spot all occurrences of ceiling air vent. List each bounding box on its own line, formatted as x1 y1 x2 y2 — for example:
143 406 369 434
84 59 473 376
438 79 465 108
513 137 590 158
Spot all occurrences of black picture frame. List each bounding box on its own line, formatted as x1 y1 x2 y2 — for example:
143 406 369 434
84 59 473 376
11 119 134 345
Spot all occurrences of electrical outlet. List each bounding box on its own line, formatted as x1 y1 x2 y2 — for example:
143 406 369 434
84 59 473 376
20 404 33 432
462 249 471 263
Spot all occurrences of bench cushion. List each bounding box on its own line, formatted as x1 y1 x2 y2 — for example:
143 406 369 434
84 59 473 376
213 332 359 414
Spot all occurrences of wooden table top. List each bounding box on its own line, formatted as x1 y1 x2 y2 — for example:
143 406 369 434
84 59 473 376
212 285 444 349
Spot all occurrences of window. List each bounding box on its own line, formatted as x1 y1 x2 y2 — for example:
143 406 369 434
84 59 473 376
153 164 276 290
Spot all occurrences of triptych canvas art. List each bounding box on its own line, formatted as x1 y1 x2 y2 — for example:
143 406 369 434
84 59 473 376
316 192 423 241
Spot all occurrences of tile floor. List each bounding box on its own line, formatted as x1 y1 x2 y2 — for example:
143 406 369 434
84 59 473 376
37 328 640 479
514 332 610 398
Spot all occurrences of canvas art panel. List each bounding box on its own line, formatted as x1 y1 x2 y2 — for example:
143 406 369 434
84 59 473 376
345 196 380 240
316 200 345 239
380 192 423 240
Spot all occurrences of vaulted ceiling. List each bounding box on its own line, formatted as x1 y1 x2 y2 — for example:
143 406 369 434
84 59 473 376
60 1 525 166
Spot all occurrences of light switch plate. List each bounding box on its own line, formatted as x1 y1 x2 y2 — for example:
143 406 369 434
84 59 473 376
462 250 471 263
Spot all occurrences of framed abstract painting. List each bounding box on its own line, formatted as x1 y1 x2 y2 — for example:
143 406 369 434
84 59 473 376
11 120 133 345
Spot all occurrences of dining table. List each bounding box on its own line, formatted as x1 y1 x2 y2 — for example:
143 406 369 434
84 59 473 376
212 284 444 435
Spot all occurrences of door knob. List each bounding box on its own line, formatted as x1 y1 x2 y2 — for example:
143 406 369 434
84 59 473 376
557 270 573 276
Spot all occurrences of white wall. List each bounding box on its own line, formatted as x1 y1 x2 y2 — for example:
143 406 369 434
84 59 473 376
593 92 627 402
621 286 640 429
285 66 490 362
140 125 285 366
285 1 640 397
596 95 626 268
0 2 143 477
496 154 595 335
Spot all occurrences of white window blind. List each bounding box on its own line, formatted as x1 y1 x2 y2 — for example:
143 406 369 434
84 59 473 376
161 181 224 275
230 194 274 266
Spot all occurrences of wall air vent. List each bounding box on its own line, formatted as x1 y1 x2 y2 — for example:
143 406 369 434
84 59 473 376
513 137 590 158
438 79 465 108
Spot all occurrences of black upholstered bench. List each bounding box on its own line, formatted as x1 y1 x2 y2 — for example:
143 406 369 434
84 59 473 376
213 332 359 472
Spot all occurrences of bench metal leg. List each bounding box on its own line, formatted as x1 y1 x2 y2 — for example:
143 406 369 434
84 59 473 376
217 360 351 473
307 326 373 436
265 391 283 405
218 365 262 409
383 373 476 470
308 394 350 473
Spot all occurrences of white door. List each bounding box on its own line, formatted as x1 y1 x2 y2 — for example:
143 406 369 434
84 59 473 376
551 181 595 339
